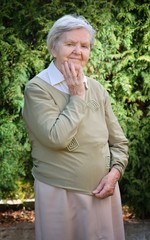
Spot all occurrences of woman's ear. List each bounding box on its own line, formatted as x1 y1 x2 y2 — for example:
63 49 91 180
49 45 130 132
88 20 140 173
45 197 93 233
51 48 57 58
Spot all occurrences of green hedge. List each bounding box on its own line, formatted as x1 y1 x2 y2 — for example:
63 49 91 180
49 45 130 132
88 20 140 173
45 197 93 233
0 0 150 218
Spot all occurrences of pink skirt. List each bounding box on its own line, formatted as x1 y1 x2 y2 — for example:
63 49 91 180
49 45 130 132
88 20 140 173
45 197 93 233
34 179 125 240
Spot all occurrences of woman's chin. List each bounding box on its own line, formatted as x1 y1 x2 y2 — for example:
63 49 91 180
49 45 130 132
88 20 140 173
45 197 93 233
73 63 83 72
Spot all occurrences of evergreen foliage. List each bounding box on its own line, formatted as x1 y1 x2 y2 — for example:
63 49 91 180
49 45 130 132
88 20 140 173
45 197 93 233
0 0 149 218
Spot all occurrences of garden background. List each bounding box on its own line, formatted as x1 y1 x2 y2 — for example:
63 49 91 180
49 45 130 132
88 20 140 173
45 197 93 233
0 0 150 219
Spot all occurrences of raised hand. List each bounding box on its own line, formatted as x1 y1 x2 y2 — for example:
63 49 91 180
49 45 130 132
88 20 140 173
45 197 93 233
61 61 86 100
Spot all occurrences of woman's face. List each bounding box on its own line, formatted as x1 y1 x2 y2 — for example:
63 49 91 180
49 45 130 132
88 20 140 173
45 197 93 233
51 28 91 72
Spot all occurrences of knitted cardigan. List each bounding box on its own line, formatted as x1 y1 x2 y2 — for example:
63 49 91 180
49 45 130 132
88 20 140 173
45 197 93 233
22 76 128 195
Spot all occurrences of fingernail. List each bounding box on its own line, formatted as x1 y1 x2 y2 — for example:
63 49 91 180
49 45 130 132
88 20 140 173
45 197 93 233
92 190 98 194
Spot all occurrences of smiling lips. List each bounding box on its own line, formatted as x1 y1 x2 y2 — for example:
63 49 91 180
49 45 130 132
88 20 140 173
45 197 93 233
69 58 81 61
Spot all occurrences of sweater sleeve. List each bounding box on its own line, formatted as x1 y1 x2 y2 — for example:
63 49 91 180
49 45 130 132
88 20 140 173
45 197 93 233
104 90 129 176
22 83 87 149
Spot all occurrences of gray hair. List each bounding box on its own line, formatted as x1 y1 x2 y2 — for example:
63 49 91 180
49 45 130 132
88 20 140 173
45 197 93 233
47 15 96 54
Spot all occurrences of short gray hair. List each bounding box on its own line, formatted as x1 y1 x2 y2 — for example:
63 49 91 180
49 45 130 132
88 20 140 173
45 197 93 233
47 15 96 53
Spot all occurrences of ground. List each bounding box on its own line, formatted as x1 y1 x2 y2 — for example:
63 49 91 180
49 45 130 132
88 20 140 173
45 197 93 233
0 208 150 240
0 209 35 227
0 206 134 227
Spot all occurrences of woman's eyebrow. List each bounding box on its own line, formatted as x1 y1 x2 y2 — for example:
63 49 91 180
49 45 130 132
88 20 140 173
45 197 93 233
65 39 90 45
65 39 77 43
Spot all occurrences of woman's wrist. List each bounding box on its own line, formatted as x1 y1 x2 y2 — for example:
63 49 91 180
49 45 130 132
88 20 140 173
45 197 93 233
109 167 121 183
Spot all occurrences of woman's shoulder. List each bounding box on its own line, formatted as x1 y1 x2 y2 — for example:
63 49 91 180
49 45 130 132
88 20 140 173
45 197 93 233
25 76 49 89
24 76 58 95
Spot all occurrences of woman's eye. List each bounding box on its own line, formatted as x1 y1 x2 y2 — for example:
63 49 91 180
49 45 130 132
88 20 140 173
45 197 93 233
67 43 74 46
82 45 89 49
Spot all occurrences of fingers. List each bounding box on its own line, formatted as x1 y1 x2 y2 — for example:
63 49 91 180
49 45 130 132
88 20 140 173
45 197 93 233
61 61 83 86
61 62 76 86
92 175 116 199
92 181 104 195
61 61 85 100
78 67 83 82
69 62 80 85
93 184 115 199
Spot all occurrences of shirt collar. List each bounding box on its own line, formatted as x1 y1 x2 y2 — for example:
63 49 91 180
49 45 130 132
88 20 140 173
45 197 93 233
47 61 64 86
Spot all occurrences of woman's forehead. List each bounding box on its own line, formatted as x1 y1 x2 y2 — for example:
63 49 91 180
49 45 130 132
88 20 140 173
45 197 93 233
59 28 91 43
61 28 90 40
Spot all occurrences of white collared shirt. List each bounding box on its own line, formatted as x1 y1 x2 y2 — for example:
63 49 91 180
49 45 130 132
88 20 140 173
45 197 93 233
37 61 88 94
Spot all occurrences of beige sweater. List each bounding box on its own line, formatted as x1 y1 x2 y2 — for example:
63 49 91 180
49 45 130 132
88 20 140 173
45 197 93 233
22 76 128 195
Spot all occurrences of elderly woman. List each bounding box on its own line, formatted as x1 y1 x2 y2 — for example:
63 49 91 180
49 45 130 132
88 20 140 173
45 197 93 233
23 15 128 240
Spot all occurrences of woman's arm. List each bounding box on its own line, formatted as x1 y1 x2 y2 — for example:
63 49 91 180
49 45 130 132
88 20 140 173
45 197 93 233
93 90 128 199
23 83 86 149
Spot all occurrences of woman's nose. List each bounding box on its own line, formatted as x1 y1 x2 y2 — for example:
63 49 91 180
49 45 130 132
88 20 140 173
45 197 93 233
73 45 81 54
